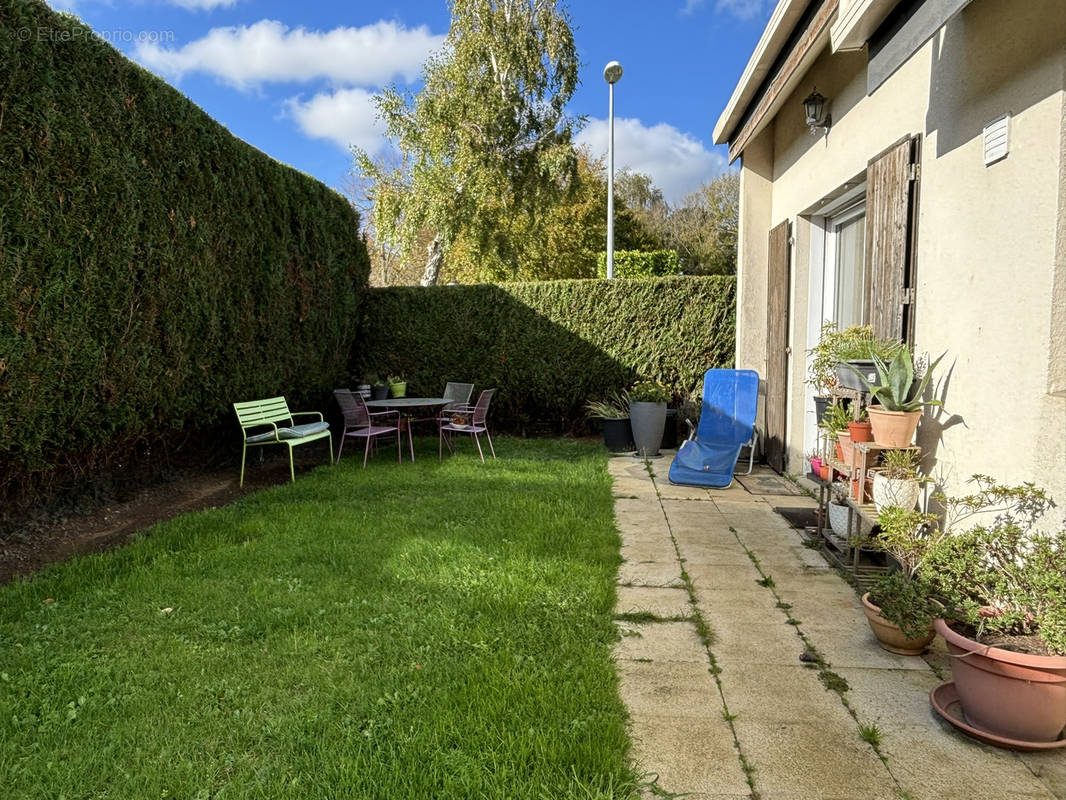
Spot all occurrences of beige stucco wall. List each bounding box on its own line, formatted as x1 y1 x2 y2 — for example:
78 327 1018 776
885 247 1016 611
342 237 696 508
735 0 1066 508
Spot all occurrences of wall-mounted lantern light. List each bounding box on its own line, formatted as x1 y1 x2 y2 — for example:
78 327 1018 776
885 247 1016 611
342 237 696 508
803 89 831 136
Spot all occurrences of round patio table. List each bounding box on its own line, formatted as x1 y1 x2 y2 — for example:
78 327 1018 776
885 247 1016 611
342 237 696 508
365 397 450 462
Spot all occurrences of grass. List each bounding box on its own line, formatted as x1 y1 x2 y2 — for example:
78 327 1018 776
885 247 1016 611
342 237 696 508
0 438 636 799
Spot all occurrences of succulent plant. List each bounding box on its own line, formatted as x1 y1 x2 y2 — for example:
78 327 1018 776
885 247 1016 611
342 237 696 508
849 349 944 412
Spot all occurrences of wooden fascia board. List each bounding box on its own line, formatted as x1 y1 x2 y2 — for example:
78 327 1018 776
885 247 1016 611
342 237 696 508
728 0 839 164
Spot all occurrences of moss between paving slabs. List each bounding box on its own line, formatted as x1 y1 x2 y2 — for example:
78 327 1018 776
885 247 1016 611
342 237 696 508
0 439 637 799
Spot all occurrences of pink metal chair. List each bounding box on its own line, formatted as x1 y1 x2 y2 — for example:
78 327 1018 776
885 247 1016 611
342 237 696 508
439 388 496 463
334 389 402 467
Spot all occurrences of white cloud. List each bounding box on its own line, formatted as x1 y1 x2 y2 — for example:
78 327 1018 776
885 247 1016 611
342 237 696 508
715 0 770 20
284 88 385 155
134 19 445 88
575 118 729 204
168 0 242 9
681 0 705 14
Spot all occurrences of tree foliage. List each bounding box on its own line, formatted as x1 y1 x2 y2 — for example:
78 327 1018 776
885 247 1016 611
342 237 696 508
444 151 661 283
616 171 739 275
355 0 581 284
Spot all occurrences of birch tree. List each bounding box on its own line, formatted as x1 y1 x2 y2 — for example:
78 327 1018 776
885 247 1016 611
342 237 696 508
354 0 581 285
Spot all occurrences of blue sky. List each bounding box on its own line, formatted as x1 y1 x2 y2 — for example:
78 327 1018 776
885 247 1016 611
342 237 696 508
46 0 775 204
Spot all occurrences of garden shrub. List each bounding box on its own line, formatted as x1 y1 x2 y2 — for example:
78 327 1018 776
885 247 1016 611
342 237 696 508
354 276 735 433
596 250 682 278
0 2 369 510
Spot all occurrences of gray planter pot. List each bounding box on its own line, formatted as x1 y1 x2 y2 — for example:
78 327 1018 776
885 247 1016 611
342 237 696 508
836 360 877 391
630 401 667 457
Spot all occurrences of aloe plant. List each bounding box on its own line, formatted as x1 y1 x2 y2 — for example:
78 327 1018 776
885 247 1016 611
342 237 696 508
849 349 944 412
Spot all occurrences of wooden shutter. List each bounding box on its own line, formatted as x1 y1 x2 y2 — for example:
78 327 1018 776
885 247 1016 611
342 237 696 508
865 135 921 343
765 220 791 473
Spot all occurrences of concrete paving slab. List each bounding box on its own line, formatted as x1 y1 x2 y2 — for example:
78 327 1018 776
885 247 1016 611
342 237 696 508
694 590 783 626
620 539 679 565
616 660 722 719
836 669 1059 800
797 621 933 670
684 566 766 595
720 663 852 723
614 621 706 663
616 586 691 619
730 717 898 800
708 620 810 668
1021 753 1066 800
628 711 751 797
614 497 664 516
675 541 759 566
617 560 684 588
655 483 715 501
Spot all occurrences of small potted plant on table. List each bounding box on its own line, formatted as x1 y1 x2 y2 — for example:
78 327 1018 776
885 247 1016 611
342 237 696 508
368 374 389 401
628 380 670 458
585 393 633 453
388 375 407 398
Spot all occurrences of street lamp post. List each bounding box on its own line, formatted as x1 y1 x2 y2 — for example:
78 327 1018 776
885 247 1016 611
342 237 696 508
603 60 623 279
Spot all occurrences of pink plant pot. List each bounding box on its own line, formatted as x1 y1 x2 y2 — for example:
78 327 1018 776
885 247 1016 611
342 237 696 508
935 618 1066 743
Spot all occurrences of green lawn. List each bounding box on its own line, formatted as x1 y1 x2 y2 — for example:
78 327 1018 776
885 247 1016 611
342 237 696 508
0 438 636 799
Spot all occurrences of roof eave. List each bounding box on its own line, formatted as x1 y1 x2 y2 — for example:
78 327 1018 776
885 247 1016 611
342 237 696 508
712 0 813 146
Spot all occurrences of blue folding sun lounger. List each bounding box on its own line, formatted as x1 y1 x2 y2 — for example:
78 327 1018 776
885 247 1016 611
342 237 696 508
668 369 760 489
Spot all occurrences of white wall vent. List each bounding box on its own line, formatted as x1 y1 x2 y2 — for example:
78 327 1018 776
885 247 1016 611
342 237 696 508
983 114 1010 166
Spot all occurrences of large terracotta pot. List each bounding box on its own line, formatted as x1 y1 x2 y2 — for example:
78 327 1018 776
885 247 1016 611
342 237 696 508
935 618 1066 743
867 406 921 447
861 593 934 655
872 473 920 512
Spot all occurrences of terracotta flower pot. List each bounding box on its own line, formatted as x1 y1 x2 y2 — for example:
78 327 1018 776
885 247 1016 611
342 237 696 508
847 421 872 443
818 463 830 481
861 593 934 655
872 473 920 512
837 431 855 465
867 405 921 447
935 618 1066 743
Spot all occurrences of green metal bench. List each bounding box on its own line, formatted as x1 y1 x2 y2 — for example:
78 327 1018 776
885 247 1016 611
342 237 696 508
233 396 333 486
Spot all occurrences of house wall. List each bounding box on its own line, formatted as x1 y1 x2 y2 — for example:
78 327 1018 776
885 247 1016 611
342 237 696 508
735 0 1066 507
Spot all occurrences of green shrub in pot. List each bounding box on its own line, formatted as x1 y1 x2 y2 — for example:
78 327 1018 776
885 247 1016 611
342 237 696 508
585 392 633 453
920 476 1063 655
916 476 1065 744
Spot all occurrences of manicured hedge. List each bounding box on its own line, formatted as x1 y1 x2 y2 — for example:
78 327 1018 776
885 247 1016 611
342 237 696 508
0 2 369 506
596 250 682 278
354 276 735 433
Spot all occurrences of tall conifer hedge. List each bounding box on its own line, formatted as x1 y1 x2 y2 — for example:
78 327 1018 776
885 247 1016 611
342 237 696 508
0 2 369 506
354 276 736 433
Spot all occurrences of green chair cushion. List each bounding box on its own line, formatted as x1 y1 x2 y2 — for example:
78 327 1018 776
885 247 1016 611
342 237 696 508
247 421 329 443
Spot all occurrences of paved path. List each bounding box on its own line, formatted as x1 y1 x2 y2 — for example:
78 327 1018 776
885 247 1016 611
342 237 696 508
610 454 1064 800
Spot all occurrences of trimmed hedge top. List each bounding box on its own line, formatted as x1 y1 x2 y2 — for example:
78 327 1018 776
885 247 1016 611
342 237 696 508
354 276 735 433
0 2 369 502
